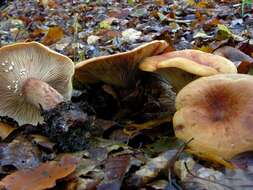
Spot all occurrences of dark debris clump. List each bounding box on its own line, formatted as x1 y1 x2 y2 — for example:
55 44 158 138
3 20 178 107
72 83 119 119
0 116 19 128
41 101 92 152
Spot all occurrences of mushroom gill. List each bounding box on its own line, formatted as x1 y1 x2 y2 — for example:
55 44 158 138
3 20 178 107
0 42 74 125
74 40 169 88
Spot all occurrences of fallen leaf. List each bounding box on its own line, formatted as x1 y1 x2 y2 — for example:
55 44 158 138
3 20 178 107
97 154 131 190
0 155 77 190
214 46 253 65
144 137 180 156
230 152 253 170
0 122 16 141
0 137 41 170
214 46 253 73
176 155 253 190
42 26 64 46
99 18 117 30
123 115 170 136
30 134 55 151
39 0 57 9
175 156 226 190
125 149 178 188
216 24 244 41
121 28 142 43
87 35 100 45
30 28 45 39
145 179 168 189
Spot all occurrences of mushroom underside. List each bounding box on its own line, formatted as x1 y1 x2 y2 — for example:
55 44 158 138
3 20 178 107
156 68 199 92
0 42 74 125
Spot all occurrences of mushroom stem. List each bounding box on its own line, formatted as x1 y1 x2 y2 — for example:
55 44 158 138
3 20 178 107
22 78 64 110
158 68 199 92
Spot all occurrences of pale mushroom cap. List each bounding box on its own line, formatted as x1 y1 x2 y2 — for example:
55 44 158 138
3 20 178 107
139 49 237 75
75 40 169 87
0 42 74 125
173 74 253 159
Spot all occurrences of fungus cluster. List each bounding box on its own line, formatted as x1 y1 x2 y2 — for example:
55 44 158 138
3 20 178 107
75 42 253 160
0 42 74 125
1 40 252 160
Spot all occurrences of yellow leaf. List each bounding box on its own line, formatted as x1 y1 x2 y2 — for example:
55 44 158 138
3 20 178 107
123 115 170 136
42 26 64 46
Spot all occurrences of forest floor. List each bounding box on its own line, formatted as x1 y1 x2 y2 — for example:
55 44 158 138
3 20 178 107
1 0 253 190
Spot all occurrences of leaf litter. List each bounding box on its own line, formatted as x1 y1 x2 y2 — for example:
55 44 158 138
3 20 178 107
1 0 253 189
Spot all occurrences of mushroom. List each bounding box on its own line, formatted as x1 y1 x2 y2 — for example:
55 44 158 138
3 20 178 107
173 73 253 160
139 49 237 92
74 40 169 88
0 42 74 125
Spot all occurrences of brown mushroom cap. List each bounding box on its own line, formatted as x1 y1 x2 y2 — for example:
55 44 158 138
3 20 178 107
0 42 74 125
139 49 237 92
173 74 253 160
74 40 168 88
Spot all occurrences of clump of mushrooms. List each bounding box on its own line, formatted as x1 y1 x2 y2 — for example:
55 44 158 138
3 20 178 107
0 42 74 125
173 74 253 160
74 40 177 130
139 49 237 92
74 40 169 88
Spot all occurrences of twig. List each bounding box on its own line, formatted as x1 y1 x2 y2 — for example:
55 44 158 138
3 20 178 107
73 13 79 62
184 162 234 190
167 138 194 189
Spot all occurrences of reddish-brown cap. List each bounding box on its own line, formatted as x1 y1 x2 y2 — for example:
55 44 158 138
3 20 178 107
0 42 74 125
74 40 169 88
173 74 253 159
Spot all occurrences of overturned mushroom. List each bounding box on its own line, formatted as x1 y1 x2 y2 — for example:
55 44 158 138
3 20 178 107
173 74 253 160
75 40 168 88
0 42 74 125
139 49 237 92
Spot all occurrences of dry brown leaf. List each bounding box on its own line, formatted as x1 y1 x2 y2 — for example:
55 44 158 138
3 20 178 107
0 155 77 190
39 0 57 9
0 137 41 170
214 46 253 65
97 154 131 190
30 28 45 39
30 134 55 151
126 149 177 188
155 0 165 6
42 26 64 46
0 122 16 140
214 46 253 73
123 115 171 136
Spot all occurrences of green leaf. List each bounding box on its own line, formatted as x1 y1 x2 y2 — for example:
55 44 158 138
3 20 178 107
216 24 244 41
99 20 111 29
127 0 135 6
